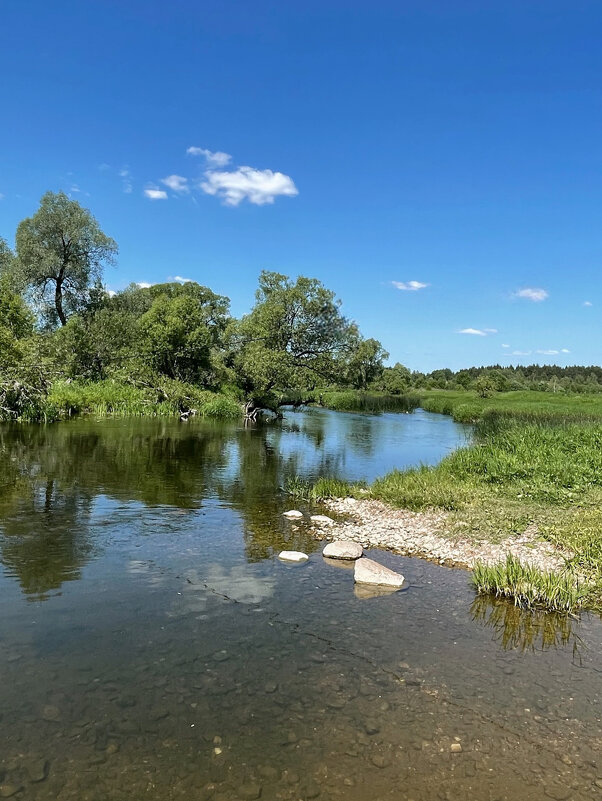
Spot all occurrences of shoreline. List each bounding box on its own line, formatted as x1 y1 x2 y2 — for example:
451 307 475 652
313 497 569 573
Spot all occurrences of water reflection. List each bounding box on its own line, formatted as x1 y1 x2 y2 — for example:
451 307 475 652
471 594 584 657
0 410 468 600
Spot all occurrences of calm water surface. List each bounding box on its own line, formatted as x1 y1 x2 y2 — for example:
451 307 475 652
0 408 601 801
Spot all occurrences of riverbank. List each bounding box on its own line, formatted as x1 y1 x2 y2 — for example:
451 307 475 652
314 497 568 573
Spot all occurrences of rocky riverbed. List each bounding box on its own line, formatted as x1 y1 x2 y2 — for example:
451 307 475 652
316 498 568 572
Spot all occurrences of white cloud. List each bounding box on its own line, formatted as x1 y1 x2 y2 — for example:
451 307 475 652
515 287 549 302
511 350 532 356
561 348 570 353
69 184 81 193
502 343 510 348
391 280 429 291
200 166 298 206
458 328 497 336
172 275 193 283
136 282 154 289
537 349 559 355
584 301 593 307
187 146 232 166
144 187 168 200
106 289 117 298
161 174 189 193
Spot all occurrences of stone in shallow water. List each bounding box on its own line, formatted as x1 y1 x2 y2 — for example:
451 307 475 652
323 540 363 560
283 510 303 519
26 759 49 783
354 557 404 588
278 551 308 563
310 514 334 525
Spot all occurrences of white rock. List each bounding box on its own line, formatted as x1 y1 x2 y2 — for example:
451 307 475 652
283 510 303 519
278 551 309 563
323 540 363 560
310 514 334 525
354 557 404 588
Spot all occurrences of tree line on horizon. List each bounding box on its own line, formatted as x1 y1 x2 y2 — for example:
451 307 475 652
0 191 600 420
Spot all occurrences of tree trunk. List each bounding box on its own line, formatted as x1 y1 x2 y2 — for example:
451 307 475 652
55 276 67 326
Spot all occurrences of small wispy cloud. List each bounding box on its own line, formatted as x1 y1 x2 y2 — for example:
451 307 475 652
161 174 189 193
69 184 81 193
187 146 232 167
561 348 570 353
136 282 154 289
106 289 117 298
537 349 559 355
515 287 549 302
511 350 532 356
119 167 133 194
584 301 593 307
144 187 168 200
458 327 498 336
502 343 510 348
200 166 298 206
171 275 193 283
391 280 429 292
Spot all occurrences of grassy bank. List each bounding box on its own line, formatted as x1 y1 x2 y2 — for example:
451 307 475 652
45 380 242 421
289 394 602 613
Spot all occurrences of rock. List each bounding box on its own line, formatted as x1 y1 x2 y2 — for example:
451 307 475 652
278 551 308 563
364 720 380 735
450 743 462 753
238 782 262 799
354 557 404 588
264 682 278 694
310 515 334 525
41 705 60 722
283 510 303 519
370 754 391 768
323 540 363 560
0 786 22 798
26 759 49 783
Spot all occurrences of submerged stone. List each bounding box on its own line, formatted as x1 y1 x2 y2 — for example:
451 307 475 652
278 551 308 563
283 510 303 519
323 540 363 560
310 514 334 525
354 557 404 588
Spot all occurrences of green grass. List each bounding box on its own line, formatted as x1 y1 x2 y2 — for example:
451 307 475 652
47 380 241 420
285 475 367 500
471 555 585 613
318 390 421 414
420 389 602 423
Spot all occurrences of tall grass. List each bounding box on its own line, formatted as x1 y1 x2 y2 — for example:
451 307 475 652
47 380 241 420
318 390 421 414
284 475 366 499
471 555 584 613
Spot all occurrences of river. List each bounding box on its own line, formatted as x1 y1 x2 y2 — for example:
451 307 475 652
0 408 600 800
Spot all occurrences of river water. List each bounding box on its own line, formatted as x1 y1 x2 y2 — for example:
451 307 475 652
0 408 600 800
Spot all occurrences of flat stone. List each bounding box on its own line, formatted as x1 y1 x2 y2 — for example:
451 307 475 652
450 743 462 753
323 540 363 560
283 510 303 519
0 786 22 799
354 557 404 588
238 782 262 799
310 515 334 525
26 759 49 783
278 551 308 563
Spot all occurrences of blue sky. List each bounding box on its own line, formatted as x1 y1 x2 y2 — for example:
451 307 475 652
1 0 601 371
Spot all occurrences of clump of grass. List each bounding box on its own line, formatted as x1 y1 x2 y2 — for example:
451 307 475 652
284 475 366 500
471 554 585 613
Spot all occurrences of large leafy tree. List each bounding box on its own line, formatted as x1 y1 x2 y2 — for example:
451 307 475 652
344 334 388 389
16 191 117 326
234 271 352 406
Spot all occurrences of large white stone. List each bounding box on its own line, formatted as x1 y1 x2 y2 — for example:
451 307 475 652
354 557 404 588
310 514 334 525
322 540 363 560
283 510 303 519
278 551 309 563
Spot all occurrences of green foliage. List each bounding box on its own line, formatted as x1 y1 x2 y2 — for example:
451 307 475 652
285 475 366 500
15 191 117 326
344 336 388 389
233 270 353 400
471 555 584 613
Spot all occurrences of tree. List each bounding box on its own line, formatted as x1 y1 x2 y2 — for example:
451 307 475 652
380 362 411 394
234 271 352 408
16 191 117 326
345 335 388 389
